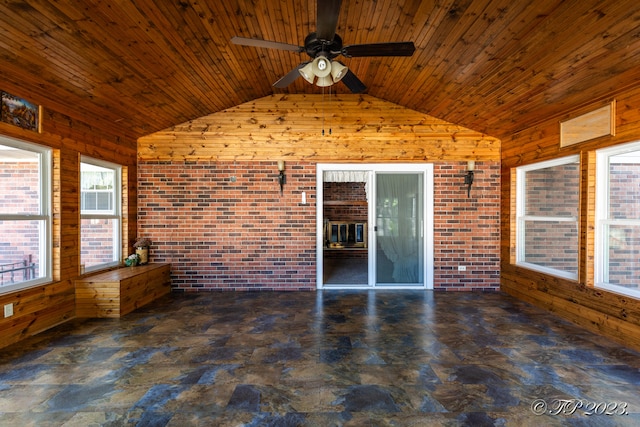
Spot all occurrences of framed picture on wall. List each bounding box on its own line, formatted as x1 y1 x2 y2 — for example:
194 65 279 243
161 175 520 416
1 91 41 132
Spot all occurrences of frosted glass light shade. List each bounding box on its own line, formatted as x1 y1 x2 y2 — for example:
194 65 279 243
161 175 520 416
316 75 333 87
312 56 331 78
331 62 348 82
299 62 315 84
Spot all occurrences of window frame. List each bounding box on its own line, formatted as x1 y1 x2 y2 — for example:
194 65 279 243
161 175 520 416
595 141 640 299
80 156 122 272
0 136 52 294
515 155 580 280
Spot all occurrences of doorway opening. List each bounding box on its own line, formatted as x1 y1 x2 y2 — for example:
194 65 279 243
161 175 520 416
322 176 369 285
316 164 434 289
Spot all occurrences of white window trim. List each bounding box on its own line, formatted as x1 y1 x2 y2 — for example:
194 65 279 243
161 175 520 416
595 141 640 299
515 155 580 280
0 136 52 294
80 156 122 272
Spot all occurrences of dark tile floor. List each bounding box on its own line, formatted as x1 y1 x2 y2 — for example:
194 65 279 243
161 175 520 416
1 290 640 426
323 258 368 285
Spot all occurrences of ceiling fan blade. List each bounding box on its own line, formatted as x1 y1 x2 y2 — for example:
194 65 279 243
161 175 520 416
231 36 303 53
341 70 367 93
316 0 342 41
342 42 416 57
272 62 310 88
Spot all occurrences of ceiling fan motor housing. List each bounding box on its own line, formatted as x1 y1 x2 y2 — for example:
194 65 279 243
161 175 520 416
304 32 343 59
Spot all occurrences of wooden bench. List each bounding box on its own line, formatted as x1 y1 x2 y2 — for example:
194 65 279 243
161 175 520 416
75 263 171 318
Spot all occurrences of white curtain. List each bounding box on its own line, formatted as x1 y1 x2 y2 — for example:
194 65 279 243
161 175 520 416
323 171 370 200
377 174 420 283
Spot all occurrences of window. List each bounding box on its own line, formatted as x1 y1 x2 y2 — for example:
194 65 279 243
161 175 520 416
595 142 640 298
516 156 580 280
80 157 122 271
0 136 52 293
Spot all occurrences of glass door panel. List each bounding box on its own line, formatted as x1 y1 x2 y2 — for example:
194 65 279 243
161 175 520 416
375 173 424 285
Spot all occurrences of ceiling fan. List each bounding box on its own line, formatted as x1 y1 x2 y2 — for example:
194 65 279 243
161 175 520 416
231 0 416 93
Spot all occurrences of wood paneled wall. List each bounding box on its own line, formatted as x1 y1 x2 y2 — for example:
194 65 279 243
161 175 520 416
0 102 138 350
501 87 640 351
138 94 500 162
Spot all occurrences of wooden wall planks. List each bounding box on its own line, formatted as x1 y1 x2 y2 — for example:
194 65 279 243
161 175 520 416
501 85 640 352
0 281 76 347
138 94 500 162
0 104 138 350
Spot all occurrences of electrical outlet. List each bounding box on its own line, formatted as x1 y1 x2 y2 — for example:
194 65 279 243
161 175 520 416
458 265 467 272
4 303 13 318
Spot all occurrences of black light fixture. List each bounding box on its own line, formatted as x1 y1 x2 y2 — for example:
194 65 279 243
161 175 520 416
277 160 286 194
464 160 475 197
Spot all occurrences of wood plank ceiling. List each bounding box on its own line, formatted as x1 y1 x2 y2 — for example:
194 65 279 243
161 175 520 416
1 0 639 141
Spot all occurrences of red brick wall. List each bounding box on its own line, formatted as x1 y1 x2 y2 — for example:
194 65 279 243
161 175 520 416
137 161 317 291
521 163 580 274
80 219 120 268
608 163 640 286
433 163 501 290
323 182 368 222
0 162 40 278
137 160 501 291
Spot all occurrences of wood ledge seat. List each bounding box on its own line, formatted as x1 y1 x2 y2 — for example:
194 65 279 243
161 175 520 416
82 263 170 281
75 263 171 318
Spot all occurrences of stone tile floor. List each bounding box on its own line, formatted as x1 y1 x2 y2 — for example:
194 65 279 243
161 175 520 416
0 290 639 426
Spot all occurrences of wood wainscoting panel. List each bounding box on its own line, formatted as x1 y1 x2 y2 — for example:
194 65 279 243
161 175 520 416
501 269 640 351
0 280 75 349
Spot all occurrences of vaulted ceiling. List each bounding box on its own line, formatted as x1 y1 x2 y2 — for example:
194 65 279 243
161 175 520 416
1 0 639 141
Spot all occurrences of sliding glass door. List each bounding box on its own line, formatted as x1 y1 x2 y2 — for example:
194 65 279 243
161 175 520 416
375 172 424 286
316 164 432 289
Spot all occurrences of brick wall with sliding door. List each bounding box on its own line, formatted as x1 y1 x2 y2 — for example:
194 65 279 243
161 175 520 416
137 160 500 291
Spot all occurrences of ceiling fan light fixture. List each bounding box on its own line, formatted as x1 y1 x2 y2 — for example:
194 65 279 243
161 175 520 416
315 75 334 87
299 62 316 84
331 61 348 83
232 0 416 94
312 56 332 78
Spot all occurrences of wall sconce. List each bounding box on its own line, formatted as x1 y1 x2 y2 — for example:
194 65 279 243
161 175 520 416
464 160 475 197
277 160 286 194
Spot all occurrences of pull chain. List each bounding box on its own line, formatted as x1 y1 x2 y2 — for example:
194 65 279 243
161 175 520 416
321 85 334 136
321 85 325 136
328 85 332 135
